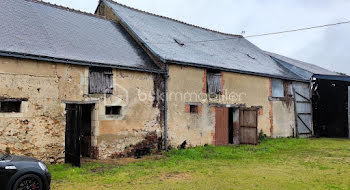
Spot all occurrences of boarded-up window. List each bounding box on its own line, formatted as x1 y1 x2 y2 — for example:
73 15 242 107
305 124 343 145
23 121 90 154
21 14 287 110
89 67 113 94
271 79 284 98
207 70 222 95
0 101 21 113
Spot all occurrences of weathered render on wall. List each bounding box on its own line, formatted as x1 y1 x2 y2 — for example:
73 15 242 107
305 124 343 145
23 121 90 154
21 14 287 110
0 57 161 162
96 0 302 146
166 64 297 147
166 65 213 147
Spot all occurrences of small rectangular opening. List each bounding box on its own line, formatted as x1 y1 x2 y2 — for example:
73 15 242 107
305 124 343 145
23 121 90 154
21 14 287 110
0 101 21 113
106 106 121 116
190 105 198 114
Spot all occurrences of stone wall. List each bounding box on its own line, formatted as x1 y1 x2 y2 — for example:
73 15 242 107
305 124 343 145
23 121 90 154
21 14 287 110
0 57 161 162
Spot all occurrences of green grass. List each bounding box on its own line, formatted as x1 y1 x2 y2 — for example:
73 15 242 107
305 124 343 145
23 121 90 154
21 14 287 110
49 138 350 190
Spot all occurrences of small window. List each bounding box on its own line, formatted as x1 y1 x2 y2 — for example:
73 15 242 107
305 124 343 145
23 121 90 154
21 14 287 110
207 69 222 95
0 101 21 113
105 106 121 116
271 79 284 98
89 67 113 94
190 105 198 114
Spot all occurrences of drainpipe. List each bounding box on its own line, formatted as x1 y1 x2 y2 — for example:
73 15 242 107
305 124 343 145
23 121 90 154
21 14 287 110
164 64 169 151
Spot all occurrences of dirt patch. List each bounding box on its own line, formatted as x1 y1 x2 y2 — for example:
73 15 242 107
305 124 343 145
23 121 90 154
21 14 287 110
111 132 162 159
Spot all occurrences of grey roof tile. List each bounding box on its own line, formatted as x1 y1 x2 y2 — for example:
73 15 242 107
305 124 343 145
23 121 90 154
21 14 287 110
265 51 339 77
103 0 305 81
0 0 159 71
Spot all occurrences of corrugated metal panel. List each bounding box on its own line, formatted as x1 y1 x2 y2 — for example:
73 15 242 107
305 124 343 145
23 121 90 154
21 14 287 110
0 0 159 71
103 0 305 81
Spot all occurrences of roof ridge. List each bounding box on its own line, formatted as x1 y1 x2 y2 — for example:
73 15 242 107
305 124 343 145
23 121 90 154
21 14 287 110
26 0 114 22
103 0 243 38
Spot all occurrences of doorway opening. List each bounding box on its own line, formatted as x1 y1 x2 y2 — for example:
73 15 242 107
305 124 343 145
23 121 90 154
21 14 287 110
215 106 254 145
65 104 94 167
313 79 349 138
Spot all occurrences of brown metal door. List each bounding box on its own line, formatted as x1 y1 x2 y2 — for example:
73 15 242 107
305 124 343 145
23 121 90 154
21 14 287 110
215 107 229 145
239 108 258 145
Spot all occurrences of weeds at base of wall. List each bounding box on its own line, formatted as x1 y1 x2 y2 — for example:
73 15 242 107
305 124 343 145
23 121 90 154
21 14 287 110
5 147 11 154
258 130 268 143
111 132 162 159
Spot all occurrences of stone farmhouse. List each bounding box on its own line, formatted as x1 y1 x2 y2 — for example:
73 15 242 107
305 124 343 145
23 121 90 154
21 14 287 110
0 0 348 166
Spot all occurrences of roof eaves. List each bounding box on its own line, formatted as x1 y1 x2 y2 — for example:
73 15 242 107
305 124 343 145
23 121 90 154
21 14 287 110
0 51 165 74
166 59 309 82
313 74 350 82
103 0 243 38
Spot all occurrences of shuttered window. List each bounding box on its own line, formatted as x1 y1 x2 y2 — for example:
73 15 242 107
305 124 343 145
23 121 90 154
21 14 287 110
89 67 113 94
207 70 222 95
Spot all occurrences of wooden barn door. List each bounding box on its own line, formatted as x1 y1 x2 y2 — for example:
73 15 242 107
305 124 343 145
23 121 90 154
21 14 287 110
215 107 229 145
293 83 313 136
65 104 82 167
239 108 258 145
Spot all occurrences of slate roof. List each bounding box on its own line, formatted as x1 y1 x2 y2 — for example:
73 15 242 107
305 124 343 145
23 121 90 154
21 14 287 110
102 0 306 81
0 0 160 72
265 51 339 77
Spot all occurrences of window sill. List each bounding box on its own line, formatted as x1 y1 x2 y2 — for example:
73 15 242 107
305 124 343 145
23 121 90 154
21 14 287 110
0 112 24 118
100 114 125 121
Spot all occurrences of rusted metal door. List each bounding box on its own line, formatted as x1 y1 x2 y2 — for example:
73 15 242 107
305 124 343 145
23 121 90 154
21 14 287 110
239 108 258 145
215 107 229 145
293 82 313 136
65 104 82 167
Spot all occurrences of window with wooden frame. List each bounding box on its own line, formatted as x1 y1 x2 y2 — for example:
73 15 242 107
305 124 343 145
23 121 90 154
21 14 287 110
207 69 222 95
89 67 113 94
0 100 22 113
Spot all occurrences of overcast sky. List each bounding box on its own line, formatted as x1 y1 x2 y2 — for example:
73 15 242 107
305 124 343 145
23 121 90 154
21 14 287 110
44 0 350 75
